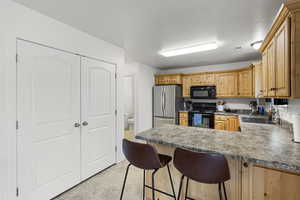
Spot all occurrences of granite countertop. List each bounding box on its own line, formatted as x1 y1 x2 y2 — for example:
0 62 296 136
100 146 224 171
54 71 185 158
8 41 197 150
136 122 300 174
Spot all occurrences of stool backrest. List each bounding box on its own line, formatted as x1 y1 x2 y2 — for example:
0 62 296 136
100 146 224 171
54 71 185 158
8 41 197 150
174 148 230 184
122 139 161 170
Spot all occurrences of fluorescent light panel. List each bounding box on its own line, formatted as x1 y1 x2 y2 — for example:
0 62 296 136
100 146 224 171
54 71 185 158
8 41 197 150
159 42 218 57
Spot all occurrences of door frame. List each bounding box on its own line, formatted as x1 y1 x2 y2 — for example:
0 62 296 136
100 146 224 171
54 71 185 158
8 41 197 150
16 39 118 199
121 74 138 135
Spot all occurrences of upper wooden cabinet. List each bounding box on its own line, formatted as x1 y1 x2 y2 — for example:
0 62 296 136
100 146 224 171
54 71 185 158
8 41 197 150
275 18 290 97
253 62 263 98
260 0 300 98
262 51 269 97
155 74 182 85
156 66 254 98
182 75 192 97
215 72 238 97
190 73 215 86
238 66 254 97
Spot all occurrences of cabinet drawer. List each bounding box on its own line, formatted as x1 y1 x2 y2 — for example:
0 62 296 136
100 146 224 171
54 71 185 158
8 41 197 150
215 115 228 121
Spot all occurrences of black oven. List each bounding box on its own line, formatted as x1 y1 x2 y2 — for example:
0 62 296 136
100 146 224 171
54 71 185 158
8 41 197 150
190 86 216 99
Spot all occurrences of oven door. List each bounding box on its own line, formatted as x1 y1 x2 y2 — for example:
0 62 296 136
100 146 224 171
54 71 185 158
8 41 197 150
190 86 216 99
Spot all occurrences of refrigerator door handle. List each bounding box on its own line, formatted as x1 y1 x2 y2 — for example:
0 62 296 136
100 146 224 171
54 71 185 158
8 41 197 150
163 87 166 116
161 88 164 116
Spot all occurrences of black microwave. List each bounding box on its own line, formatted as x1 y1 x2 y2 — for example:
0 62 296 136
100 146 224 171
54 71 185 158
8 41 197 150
190 86 216 99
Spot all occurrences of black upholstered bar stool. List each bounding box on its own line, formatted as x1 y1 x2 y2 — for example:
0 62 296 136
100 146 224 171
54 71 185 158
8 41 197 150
120 139 176 200
174 148 230 200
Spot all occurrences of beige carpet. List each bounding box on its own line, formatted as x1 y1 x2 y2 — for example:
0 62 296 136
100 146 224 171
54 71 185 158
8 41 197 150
54 161 143 200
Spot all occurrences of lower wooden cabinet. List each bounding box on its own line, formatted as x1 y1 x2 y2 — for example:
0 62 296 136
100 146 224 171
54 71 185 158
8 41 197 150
215 115 240 131
242 163 300 200
179 112 189 126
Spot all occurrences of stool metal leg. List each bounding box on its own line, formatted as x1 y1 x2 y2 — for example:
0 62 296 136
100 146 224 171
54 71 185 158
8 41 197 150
177 175 185 200
184 178 189 200
143 170 146 200
166 164 176 199
120 164 131 200
218 183 223 200
152 169 158 200
222 182 228 200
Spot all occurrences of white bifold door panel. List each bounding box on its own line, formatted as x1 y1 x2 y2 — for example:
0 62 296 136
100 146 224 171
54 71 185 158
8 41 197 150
17 40 116 200
17 41 81 200
81 57 116 180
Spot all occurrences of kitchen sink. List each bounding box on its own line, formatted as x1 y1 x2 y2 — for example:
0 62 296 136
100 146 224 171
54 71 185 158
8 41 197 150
241 117 275 124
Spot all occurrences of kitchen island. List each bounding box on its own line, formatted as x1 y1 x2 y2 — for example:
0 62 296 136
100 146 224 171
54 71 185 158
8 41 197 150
136 122 300 200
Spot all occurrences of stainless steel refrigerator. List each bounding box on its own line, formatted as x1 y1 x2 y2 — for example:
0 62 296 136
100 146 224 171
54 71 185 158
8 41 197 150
153 85 182 128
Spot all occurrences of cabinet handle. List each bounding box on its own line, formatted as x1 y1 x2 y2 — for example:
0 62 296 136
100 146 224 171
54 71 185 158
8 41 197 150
243 162 249 168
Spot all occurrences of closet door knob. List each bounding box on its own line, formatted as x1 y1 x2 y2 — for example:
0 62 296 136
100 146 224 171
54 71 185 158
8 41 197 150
82 121 89 126
74 123 81 128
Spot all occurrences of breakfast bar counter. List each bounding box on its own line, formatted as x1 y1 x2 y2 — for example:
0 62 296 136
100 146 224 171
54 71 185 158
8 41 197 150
136 123 300 200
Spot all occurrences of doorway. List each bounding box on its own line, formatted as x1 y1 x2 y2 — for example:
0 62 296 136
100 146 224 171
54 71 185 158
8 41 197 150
122 75 136 141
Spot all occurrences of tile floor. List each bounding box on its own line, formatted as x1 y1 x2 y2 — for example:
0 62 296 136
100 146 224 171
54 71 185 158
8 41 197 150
54 161 142 200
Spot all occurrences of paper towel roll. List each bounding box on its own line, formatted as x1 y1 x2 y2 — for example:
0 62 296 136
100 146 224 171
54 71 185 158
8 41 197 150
293 114 300 143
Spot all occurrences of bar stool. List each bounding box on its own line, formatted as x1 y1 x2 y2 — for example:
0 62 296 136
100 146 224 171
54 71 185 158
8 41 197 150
173 148 230 200
120 139 176 200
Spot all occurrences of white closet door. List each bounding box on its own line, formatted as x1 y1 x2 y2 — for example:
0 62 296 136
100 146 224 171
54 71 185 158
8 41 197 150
81 57 116 179
17 41 81 200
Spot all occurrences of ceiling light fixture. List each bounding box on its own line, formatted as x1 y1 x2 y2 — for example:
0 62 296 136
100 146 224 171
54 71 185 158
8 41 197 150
251 40 263 50
159 42 218 57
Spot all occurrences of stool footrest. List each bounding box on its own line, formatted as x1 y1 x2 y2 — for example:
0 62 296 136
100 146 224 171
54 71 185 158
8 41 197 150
145 185 176 198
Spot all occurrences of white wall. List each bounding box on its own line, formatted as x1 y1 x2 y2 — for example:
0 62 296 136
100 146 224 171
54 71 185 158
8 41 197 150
0 1 156 199
159 60 257 74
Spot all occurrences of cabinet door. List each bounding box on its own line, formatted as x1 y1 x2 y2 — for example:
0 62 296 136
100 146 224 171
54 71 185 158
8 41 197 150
254 62 263 98
215 120 226 130
238 69 253 97
262 51 269 97
227 116 240 131
182 76 192 97
216 72 238 97
275 19 290 97
243 165 300 200
179 112 189 126
267 40 276 97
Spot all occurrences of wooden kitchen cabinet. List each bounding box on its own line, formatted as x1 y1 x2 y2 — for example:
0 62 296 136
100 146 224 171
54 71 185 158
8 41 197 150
261 20 290 98
254 62 263 98
262 51 269 97
267 40 276 97
259 0 300 98
215 72 238 97
238 66 254 97
155 74 182 85
274 18 290 97
241 163 300 200
215 115 240 131
179 112 189 126
182 75 192 97
190 73 215 86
